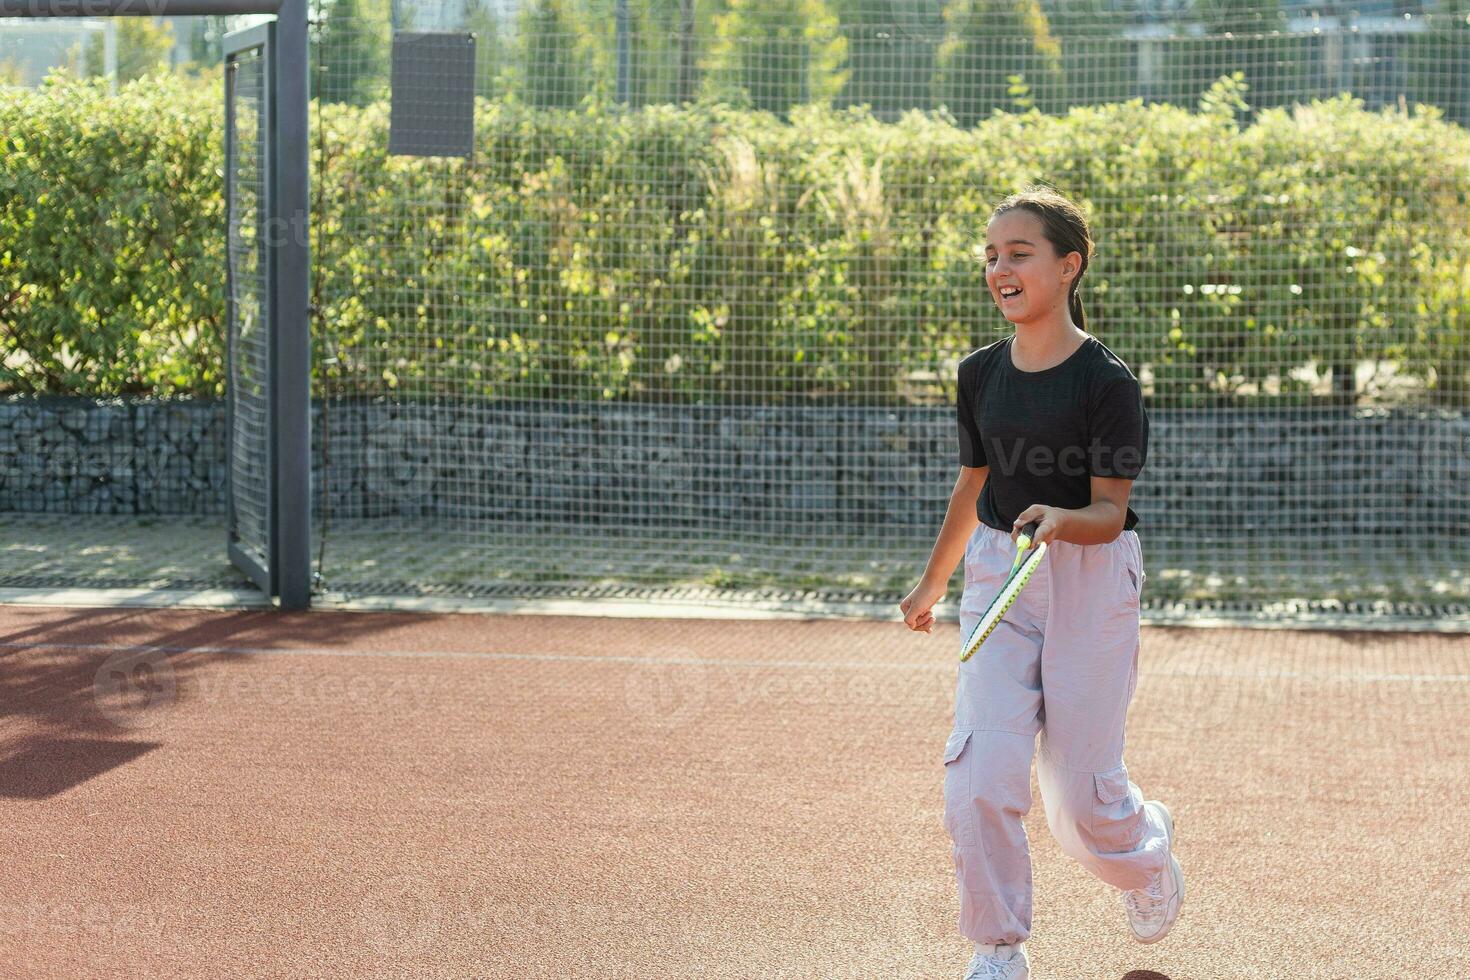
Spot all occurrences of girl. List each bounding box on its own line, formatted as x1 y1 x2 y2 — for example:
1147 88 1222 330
899 188 1184 980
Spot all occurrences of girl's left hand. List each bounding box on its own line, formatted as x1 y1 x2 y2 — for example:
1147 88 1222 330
1012 505 1069 546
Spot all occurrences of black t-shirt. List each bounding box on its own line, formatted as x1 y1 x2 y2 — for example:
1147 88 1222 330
956 334 1148 532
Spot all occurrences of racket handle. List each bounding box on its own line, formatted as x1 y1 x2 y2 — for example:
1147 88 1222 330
1010 519 1043 559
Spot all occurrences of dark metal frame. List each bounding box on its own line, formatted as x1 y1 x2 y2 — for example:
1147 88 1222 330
0 0 280 14
269 0 310 610
2 0 312 609
223 20 274 598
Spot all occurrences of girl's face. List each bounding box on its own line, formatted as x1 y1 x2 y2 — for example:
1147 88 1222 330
983 210 1080 327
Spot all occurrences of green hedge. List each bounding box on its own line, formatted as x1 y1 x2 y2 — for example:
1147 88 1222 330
0 74 225 396
4 72 1469 404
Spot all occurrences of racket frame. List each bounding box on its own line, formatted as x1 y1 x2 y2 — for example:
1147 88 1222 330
959 521 1047 663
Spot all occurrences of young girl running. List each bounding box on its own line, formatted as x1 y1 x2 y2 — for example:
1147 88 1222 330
900 188 1184 980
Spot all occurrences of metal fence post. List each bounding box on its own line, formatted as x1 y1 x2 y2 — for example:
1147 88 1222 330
273 0 311 609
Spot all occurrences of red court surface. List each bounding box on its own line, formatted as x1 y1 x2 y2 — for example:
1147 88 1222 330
2 603 1467 979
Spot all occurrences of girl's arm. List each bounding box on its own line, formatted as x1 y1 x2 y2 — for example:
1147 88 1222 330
1011 475 1134 546
900 465 987 633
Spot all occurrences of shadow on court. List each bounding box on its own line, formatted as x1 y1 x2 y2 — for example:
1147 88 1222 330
0 606 426 737
0 736 160 799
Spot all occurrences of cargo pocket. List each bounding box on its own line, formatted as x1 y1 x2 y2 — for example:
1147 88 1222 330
1089 762 1140 852
1094 764 1130 804
942 730 977 848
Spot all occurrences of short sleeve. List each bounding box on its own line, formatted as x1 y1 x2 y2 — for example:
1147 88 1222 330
1086 376 1147 479
957 362 985 468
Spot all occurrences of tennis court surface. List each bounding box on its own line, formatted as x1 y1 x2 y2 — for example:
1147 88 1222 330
3 602 1466 979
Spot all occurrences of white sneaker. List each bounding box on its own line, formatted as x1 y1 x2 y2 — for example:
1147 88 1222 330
964 941 1029 980
1123 800 1185 944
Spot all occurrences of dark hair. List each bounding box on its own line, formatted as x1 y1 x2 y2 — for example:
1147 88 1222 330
988 187 1094 332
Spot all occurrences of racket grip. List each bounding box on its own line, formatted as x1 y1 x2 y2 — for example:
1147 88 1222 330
1019 520 1041 540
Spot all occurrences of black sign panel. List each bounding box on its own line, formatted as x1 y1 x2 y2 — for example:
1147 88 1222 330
389 32 476 159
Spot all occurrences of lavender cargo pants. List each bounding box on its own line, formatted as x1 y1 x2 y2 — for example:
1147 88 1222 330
942 522 1172 945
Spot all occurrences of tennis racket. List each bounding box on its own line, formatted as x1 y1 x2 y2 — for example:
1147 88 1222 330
959 520 1048 663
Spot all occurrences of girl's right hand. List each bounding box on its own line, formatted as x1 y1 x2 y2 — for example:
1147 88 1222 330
899 580 946 634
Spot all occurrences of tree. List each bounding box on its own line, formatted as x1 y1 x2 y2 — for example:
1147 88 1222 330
592 0 718 108
315 0 390 107
831 0 944 120
0 58 25 88
519 0 599 109
462 0 516 99
1039 0 1141 112
702 0 848 115
677 0 696 104
82 18 175 84
1193 0 1287 36
1156 0 1311 116
181 16 230 73
932 0 1063 127
615 0 706 107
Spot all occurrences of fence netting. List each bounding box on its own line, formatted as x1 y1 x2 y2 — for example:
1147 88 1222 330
305 0 1470 613
225 45 274 583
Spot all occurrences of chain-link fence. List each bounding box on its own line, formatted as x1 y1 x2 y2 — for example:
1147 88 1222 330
303 0 1470 613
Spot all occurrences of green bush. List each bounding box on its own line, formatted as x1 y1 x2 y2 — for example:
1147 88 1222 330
0 72 225 396
4 72 1469 405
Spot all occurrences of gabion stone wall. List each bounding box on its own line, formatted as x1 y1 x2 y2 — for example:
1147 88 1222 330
0 398 227 514
2 397 1466 537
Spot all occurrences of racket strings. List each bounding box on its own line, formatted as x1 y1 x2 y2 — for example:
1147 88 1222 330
960 542 1048 662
